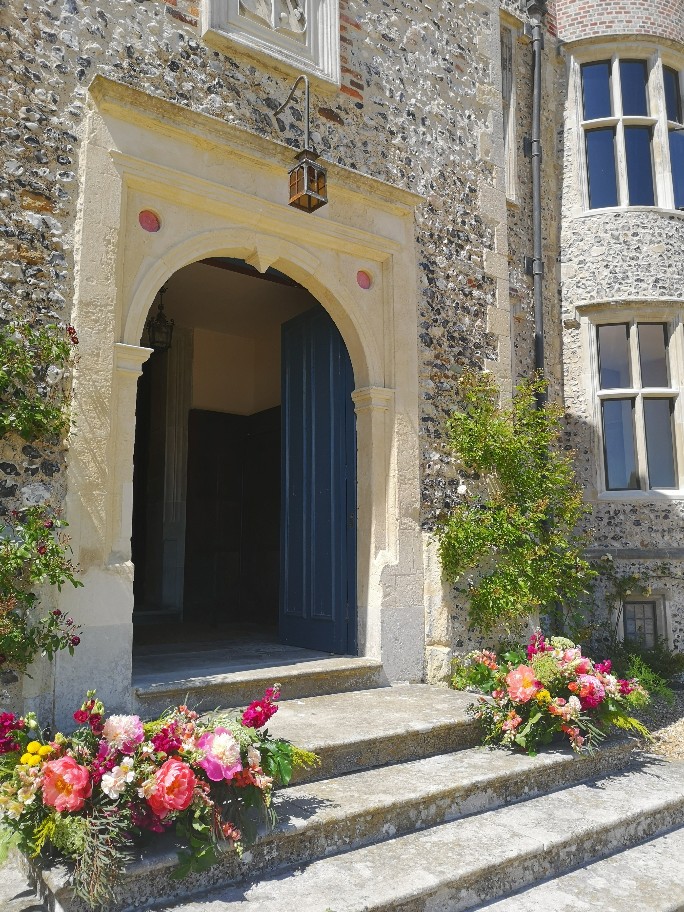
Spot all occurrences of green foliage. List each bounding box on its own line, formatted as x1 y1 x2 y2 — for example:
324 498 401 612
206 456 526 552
436 371 595 634
602 711 652 740
530 652 563 689
51 814 88 858
173 801 221 880
451 651 499 694
610 649 677 705
0 824 19 866
0 323 76 441
71 808 133 909
0 321 81 674
0 506 82 673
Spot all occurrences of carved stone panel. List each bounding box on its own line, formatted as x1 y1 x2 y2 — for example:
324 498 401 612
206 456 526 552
202 0 340 85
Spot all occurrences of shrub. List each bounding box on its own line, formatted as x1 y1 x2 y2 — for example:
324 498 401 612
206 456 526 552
436 371 595 635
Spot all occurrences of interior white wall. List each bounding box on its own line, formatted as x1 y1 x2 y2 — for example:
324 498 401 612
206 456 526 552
191 326 282 415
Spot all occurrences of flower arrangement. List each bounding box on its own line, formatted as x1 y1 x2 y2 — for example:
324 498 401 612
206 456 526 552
0 686 317 908
451 631 651 756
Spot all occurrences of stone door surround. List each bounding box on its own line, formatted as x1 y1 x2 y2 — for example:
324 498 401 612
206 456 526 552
50 75 425 726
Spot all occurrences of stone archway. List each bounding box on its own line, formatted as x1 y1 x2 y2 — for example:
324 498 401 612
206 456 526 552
50 76 424 727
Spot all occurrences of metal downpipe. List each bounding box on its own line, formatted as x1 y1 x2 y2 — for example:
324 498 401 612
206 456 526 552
527 0 547 406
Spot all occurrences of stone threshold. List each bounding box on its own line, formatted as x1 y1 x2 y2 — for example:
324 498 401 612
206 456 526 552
132 655 386 716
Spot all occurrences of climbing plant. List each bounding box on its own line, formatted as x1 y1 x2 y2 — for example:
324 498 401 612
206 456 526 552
0 322 77 440
436 371 595 635
0 322 82 674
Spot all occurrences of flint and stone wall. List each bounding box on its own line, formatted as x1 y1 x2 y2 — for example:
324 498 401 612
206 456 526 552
557 2 684 652
0 0 530 704
1 0 682 714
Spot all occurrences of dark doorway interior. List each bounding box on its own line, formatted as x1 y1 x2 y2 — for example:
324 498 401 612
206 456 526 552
131 259 358 657
183 407 280 629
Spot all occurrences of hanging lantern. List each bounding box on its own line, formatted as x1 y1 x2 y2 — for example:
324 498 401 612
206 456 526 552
276 75 328 213
146 286 174 352
287 149 328 212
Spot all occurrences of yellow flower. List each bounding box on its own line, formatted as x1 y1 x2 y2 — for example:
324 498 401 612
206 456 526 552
19 753 40 766
26 741 41 754
536 689 552 705
38 745 53 757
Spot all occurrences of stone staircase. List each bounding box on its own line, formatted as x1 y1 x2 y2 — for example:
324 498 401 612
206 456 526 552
26 666 684 912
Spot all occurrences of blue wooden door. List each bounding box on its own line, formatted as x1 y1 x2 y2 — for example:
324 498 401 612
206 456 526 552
280 306 357 654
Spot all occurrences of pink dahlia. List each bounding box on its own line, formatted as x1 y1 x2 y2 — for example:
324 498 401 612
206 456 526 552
102 714 144 754
196 728 242 782
574 657 592 675
505 665 541 703
576 674 606 709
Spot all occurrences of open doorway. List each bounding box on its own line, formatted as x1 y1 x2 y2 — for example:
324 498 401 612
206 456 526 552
131 258 357 659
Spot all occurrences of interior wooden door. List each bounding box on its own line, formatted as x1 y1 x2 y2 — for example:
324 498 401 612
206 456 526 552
280 306 357 655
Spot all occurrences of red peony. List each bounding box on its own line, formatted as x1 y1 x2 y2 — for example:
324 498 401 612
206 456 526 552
42 756 92 812
147 758 196 819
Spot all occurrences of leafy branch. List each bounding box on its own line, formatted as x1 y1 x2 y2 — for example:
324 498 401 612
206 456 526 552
0 323 77 441
436 371 595 634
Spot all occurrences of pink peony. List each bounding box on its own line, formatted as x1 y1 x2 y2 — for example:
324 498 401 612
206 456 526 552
147 758 196 819
42 756 92 812
576 674 606 709
618 679 635 696
594 660 612 674
505 665 541 703
196 728 242 782
102 715 144 754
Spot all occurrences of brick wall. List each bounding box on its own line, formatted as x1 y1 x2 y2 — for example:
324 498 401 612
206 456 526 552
556 0 684 46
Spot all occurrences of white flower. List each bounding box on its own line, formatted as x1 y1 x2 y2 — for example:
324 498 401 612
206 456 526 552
101 757 135 800
604 675 620 696
567 696 582 718
17 786 36 805
457 483 468 496
138 777 156 800
45 365 63 385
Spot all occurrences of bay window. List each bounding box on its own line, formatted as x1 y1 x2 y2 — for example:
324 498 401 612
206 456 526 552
596 320 680 492
579 52 684 210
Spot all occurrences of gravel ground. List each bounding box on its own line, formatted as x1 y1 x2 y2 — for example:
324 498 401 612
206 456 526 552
636 690 684 760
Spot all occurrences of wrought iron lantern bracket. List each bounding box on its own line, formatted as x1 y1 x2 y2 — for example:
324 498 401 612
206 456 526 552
275 74 328 213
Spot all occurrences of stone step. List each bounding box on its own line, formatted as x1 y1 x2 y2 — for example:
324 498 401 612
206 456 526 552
133 655 386 717
479 825 684 911
262 684 479 783
36 738 635 912
141 758 684 912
